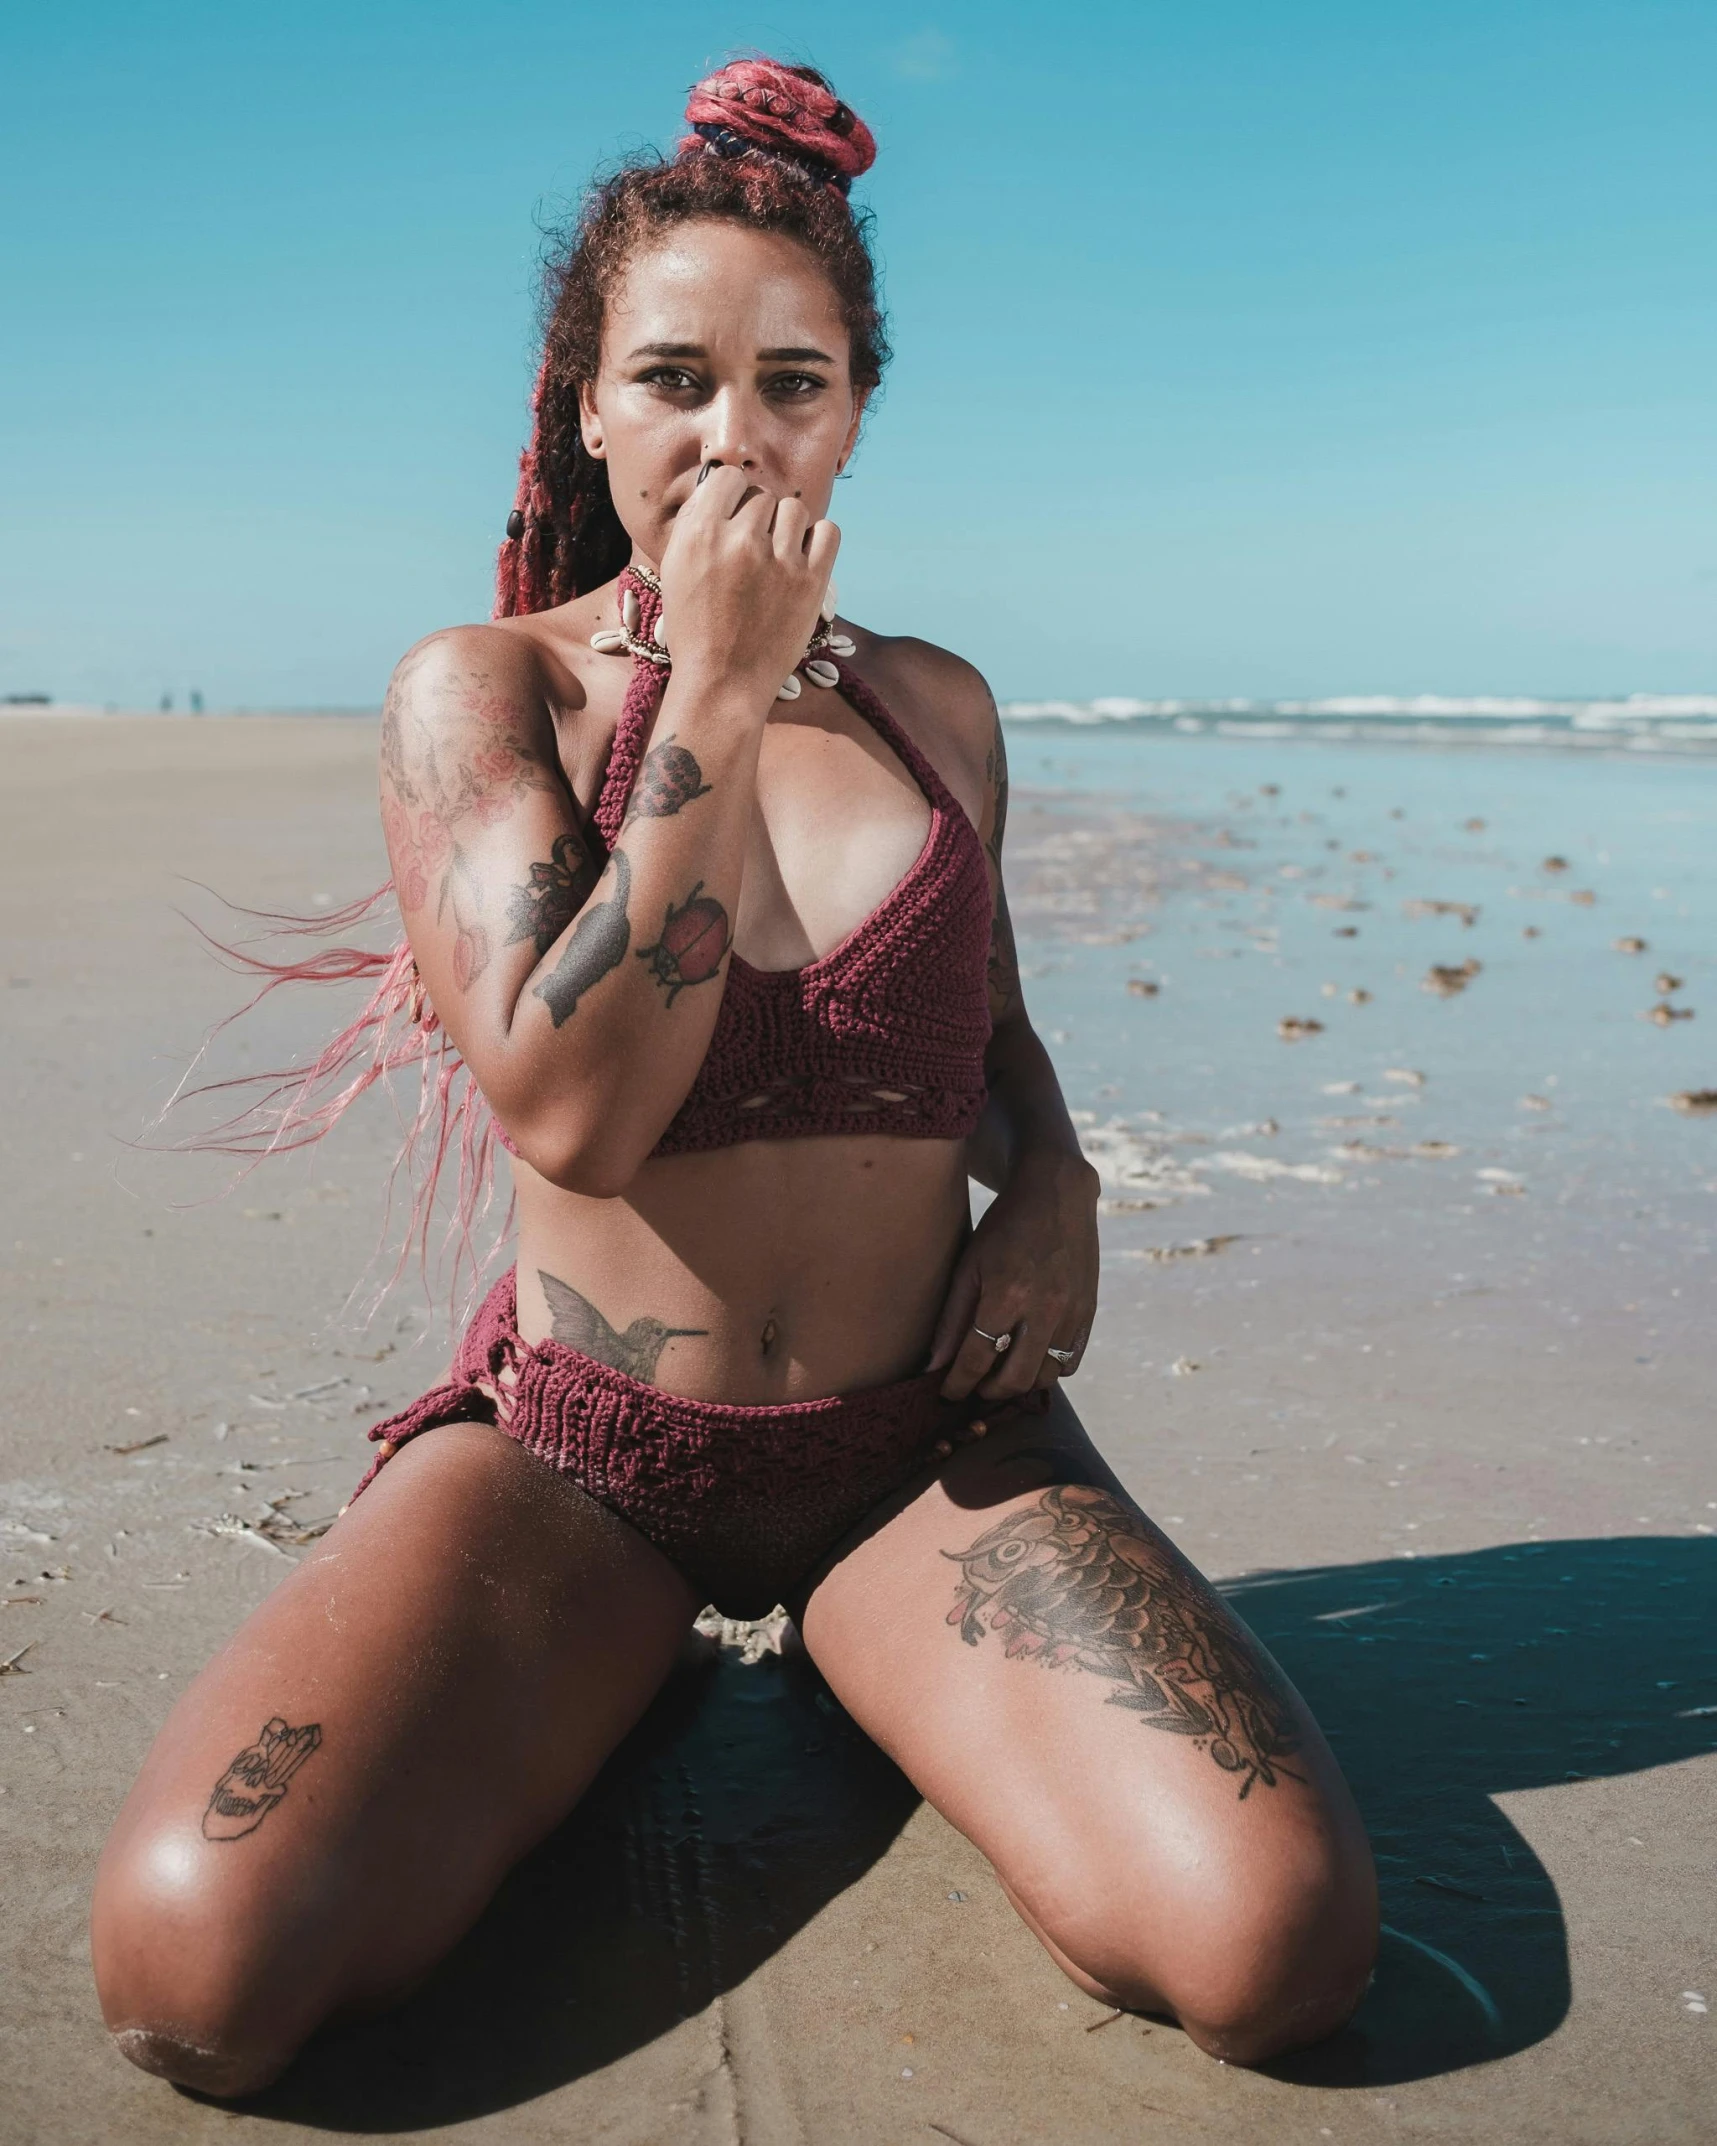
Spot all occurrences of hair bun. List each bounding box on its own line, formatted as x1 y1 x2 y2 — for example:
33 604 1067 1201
681 59 876 195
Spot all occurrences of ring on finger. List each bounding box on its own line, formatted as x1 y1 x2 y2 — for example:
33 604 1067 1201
1045 1343 1077 1367
971 1323 1013 1354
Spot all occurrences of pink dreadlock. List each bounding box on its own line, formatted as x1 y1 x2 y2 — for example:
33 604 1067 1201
173 57 886 1308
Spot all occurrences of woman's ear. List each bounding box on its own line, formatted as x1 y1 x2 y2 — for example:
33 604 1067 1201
835 389 870 476
577 380 607 461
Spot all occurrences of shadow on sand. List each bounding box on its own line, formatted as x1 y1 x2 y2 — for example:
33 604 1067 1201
240 1534 1717 2126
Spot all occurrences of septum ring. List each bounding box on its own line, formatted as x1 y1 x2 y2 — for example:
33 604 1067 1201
971 1324 1012 1354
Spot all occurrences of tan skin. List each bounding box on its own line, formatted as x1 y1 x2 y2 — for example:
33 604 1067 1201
91 221 1378 2096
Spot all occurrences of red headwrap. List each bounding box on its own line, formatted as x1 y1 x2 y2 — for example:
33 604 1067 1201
680 58 877 195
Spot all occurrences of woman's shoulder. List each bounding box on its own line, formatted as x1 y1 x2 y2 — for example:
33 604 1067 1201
848 625 996 783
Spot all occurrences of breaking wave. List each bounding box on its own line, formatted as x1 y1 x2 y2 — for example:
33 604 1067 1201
1001 694 1717 752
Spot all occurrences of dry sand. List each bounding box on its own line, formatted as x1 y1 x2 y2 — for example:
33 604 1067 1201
2 714 1713 2143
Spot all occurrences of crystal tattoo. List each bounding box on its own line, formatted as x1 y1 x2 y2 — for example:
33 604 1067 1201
202 1718 323 1841
945 1485 1303 1798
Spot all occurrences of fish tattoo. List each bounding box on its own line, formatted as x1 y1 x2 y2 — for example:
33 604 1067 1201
534 847 631 1027
202 1718 323 1841
945 1484 1303 1798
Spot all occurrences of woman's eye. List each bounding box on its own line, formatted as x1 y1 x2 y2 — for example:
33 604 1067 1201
641 368 699 391
766 372 824 397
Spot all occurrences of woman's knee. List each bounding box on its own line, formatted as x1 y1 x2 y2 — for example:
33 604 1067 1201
91 1822 331 2098
1045 1837 1379 2065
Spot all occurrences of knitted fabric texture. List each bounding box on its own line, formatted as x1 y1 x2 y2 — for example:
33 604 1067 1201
590 569 994 1157
351 1268 1046 1617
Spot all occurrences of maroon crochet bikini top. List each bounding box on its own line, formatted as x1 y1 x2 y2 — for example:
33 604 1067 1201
590 639 994 1160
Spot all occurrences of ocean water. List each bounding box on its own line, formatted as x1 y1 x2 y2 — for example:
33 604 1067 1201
1001 722 1717 1269
1002 695 1717 755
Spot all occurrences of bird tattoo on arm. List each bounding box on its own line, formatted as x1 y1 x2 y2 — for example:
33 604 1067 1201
538 1270 708 1383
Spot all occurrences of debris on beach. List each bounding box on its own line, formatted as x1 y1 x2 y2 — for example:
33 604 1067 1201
1655 973 1684 996
0 1642 37 1676
1125 978 1160 998
1169 1356 1201 1376
1309 893 1368 911
1463 818 1486 832
1278 1016 1325 1041
1413 1140 1460 1158
1333 924 1359 937
1323 1080 1362 1094
1647 1003 1695 1026
1523 925 1542 938
1141 1236 1243 1262
1384 1068 1427 1087
104 1434 167 1456
1403 899 1479 927
1521 1094 1552 1111
1669 1091 1717 1115
693 1604 790 1662
1424 959 1482 997
1568 889 1597 906
1542 856 1570 873
1204 1151 1342 1184
1614 937 1648 955
1349 988 1372 1005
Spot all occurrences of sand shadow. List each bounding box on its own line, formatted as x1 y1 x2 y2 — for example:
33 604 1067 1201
1225 1534 1717 2087
242 1639 918 2132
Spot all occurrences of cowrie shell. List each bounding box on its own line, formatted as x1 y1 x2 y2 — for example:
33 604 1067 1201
621 588 641 633
803 658 840 689
776 673 803 701
825 634 857 657
653 611 669 651
820 579 838 623
590 628 628 653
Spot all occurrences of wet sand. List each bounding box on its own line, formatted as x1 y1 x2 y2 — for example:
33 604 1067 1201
2 714 1713 2143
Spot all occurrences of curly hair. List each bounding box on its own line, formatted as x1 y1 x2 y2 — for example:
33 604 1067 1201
494 58 889 616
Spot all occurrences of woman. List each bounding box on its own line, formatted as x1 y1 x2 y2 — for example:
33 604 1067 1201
92 60 1377 2095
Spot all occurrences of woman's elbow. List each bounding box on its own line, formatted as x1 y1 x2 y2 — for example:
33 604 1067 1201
501 1114 645 1201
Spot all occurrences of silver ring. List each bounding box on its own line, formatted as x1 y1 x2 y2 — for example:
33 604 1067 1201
1045 1344 1077 1366
972 1324 1012 1354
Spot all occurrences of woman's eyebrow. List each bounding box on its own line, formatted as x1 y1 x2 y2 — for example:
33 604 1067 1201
758 345 834 363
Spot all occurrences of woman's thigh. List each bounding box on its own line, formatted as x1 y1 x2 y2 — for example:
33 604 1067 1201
92 1419 700 2095
798 1393 1378 2063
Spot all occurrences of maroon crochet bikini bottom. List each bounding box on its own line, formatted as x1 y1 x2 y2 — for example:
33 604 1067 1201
350 1269 1047 1618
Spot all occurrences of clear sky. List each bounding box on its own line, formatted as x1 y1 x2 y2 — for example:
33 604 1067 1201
3 0 1713 708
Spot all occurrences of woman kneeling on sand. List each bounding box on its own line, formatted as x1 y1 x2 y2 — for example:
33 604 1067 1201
92 59 1377 2093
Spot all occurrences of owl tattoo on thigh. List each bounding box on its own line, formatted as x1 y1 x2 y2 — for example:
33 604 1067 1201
945 1484 1302 1799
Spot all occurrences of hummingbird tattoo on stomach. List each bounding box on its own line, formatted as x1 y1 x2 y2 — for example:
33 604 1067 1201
538 1270 708 1383
945 1484 1303 1799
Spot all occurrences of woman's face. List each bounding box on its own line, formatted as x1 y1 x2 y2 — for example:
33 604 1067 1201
578 219 867 570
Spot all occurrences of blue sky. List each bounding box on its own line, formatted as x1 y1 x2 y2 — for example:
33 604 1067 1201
3 0 1713 707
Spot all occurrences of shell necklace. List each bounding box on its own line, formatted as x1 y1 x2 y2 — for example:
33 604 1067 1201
589 561 858 703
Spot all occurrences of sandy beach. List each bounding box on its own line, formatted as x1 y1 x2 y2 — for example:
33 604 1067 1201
3 712 1713 2144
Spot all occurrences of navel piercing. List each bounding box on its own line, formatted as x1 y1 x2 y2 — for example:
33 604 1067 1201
591 562 855 700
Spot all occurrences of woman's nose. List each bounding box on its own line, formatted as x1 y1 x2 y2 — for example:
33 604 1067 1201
701 395 758 472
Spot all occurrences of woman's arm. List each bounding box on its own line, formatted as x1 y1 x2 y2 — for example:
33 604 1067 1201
927 680 1101 1399
381 472 837 1195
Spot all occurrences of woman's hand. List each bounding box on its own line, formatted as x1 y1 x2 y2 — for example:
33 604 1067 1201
659 465 839 702
927 1149 1101 1403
